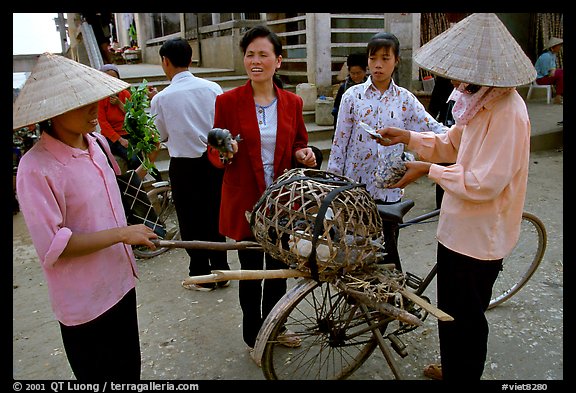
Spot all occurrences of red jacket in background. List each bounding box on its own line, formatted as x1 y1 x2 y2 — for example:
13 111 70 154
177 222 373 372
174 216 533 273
98 89 131 143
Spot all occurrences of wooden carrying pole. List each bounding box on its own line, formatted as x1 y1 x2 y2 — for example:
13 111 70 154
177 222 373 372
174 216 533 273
183 269 309 285
375 272 454 322
152 239 262 251
161 240 452 322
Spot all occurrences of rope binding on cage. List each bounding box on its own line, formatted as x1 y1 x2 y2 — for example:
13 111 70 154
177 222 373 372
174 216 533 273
307 182 365 281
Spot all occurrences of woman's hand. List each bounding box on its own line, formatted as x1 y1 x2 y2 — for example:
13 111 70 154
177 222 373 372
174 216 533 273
386 160 431 189
375 126 411 146
119 137 129 148
121 224 158 250
110 94 125 112
61 224 158 258
221 139 239 162
147 86 158 99
295 147 317 168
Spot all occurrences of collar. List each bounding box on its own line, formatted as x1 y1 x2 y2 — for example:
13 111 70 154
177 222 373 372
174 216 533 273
171 70 193 83
361 75 399 96
39 131 93 166
483 88 515 110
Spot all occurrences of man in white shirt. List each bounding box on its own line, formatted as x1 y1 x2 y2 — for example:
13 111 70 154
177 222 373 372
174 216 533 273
151 38 229 291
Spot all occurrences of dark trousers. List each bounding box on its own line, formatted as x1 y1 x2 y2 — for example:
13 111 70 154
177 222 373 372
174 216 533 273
436 242 502 380
237 247 287 348
59 288 141 381
107 139 141 171
169 154 229 276
375 199 401 268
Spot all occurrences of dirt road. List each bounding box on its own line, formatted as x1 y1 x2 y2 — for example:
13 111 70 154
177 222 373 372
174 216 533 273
12 149 563 382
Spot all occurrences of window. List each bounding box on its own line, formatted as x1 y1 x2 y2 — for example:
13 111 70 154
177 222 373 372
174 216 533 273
151 13 180 38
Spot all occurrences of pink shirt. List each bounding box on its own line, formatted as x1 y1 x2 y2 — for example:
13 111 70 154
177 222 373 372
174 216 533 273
407 89 530 260
16 132 138 326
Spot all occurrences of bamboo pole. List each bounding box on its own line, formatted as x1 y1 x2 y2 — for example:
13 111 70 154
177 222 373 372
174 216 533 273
335 281 423 326
183 269 309 285
375 273 454 322
182 267 453 322
152 239 262 251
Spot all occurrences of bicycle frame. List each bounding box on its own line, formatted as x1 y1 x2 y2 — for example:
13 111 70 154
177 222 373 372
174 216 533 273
378 201 440 298
242 198 546 379
380 203 546 307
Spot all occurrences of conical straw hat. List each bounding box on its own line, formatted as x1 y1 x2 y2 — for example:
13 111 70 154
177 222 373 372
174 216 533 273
413 13 536 87
13 53 130 130
544 37 563 50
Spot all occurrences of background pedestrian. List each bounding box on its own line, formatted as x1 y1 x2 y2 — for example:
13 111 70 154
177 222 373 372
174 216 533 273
150 38 230 291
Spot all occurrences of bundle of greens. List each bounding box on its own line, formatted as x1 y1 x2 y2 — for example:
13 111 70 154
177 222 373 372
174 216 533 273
123 79 160 172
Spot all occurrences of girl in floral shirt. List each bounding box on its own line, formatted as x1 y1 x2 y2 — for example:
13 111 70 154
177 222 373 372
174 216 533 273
327 32 447 204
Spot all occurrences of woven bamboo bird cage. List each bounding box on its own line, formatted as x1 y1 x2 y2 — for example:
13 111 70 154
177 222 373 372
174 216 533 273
250 168 384 280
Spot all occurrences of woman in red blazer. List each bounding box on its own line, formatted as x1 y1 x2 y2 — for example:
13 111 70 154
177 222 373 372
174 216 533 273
209 25 316 363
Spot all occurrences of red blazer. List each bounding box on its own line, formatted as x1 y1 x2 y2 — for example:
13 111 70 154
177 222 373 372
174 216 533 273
210 81 309 241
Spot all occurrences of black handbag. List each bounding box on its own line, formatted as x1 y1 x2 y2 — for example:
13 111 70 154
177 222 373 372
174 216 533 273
93 135 166 238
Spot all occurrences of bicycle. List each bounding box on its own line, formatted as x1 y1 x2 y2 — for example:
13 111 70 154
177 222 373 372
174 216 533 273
109 141 180 260
251 199 547 380
132 179 180 259
178 168 547 380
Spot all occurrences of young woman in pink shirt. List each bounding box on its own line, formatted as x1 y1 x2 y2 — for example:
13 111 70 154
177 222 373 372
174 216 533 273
374 13 536 380
14 54 158 380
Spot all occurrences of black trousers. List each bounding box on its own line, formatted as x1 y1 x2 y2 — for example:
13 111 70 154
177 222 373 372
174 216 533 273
59 288 141 381
436 242 502 380
107 139 140 171
169 154 229 276
375 199 401 268
237 246 287 348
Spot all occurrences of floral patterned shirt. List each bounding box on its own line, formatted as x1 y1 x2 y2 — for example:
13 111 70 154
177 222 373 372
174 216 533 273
327 76 447 202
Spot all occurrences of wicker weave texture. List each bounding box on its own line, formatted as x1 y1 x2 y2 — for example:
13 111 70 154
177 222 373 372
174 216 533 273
250 169 384 277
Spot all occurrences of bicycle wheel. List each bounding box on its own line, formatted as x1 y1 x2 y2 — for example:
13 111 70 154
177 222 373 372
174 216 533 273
489 212 547 309
258 278 382 380
133 185 180 259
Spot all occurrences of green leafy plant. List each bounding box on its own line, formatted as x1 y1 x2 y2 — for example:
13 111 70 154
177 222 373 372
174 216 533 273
123 79 160 172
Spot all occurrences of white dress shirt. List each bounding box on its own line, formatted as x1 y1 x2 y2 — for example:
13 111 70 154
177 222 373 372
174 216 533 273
150 71 223 158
